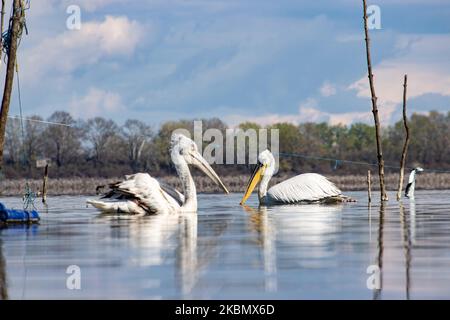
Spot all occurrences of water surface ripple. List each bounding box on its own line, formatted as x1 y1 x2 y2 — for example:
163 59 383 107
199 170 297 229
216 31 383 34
1 190 450 299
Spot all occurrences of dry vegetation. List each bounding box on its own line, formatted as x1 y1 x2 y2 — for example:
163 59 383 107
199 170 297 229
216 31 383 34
1 173 449 196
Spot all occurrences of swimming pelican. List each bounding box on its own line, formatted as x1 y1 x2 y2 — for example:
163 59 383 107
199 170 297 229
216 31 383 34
405 167 424 200
240 150 353 205
87 133 229 215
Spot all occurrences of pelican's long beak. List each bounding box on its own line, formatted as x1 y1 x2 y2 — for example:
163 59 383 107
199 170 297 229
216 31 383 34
191 151 229 194
240 162 265 205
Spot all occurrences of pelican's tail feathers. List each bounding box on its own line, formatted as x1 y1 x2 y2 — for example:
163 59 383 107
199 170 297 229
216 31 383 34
86 199 147 215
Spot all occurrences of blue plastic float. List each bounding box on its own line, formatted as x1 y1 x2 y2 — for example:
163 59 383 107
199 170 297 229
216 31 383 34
0 203 40 224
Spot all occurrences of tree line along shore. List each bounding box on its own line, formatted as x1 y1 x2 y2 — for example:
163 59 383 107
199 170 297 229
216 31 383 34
1 110 449 185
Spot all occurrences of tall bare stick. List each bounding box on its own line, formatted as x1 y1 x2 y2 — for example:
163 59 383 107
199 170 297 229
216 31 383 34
362 0 388 201
0 0 23 175
396 75 409 201
367 170 372 203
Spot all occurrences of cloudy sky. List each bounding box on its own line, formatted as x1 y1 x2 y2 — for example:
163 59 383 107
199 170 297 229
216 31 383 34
3 0 450 127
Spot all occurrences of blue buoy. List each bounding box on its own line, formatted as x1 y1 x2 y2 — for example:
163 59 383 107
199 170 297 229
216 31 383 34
0 203 40 224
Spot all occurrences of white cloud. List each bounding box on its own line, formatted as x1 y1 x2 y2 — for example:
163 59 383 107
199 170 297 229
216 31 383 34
319 81 337 97
22 15 145 83
349 34 450 122
69 88 124 118
225 98 372 127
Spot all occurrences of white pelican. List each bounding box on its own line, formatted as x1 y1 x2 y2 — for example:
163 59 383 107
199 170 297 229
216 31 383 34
87 133 229 215
405 167 424 200
240 150 353 205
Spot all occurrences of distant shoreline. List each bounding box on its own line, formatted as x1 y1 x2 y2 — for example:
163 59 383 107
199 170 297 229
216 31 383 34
1 173 449 197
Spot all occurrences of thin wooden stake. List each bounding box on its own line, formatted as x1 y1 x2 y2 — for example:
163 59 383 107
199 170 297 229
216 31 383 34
367 170 372 203
362 0 388 202
397 75 409 201
42 164 48 204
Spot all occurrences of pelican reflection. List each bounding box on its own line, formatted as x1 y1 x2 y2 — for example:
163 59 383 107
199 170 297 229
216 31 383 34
242 205 277 292
105 210 231 298
243 203 344 292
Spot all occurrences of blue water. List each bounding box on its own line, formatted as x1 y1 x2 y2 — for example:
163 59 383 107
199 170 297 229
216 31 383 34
1 190 450 299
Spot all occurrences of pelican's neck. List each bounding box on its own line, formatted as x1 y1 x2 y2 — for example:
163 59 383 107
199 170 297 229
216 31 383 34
258 173 272 205
172 152 197 212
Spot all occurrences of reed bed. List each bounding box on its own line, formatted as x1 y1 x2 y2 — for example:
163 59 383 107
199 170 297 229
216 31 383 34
0 173 449 196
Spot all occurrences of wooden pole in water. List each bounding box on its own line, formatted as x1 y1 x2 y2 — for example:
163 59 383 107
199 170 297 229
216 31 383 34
0 0 23 175
42 163 48 204
367 170 372 203
362 0 388 202
0 0 5 64
397 75 409 201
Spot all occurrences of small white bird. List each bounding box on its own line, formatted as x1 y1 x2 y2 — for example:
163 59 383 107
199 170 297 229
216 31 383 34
240 150 353 206
405 167 424 200
87 133 229 215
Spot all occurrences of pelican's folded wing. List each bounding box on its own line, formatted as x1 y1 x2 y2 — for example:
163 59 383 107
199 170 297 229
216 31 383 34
112 173 181 214
267 173 342 203
159 182 185 206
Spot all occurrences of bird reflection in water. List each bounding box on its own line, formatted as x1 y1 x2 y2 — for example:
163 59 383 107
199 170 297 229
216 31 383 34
106 211 231 298
242 205 277 292
175 214 198 296
242 203 344 293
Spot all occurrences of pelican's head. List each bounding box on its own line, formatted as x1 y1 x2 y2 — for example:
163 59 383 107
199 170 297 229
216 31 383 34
240 149 276 205
170 133 229 194
415 167 424 173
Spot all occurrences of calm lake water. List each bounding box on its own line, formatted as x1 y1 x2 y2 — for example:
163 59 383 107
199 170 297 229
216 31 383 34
1 190 450 300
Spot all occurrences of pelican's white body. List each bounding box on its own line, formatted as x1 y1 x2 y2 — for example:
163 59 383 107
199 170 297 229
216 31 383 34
405 167 424 200
87 173 183 215
255 150 348 205
266 173 342 204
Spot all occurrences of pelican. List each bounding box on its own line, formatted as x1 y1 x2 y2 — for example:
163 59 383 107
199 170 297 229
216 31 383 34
240 150 353 205
405 167 424 200
87 133 229 215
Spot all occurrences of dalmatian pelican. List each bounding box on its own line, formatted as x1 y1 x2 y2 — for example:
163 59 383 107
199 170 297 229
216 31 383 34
88 133 229 215
240 150 353 205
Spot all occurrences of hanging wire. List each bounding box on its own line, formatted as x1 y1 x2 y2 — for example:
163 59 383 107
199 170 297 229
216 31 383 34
278 152 450 174
7 115 74 127
15 62 25 138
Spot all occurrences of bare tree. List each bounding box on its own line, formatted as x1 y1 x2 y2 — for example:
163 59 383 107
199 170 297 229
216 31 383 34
4 117 21 165
85 117 121 166
121 119 153 171
23 115 45 167
362 0 388 201
42 112 82 167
